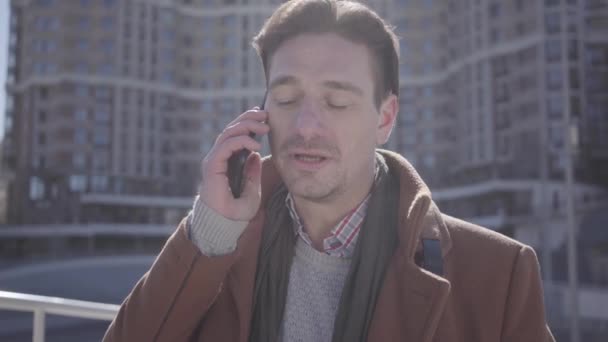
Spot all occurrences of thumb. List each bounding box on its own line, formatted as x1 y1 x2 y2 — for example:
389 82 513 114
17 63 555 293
240 152 262 200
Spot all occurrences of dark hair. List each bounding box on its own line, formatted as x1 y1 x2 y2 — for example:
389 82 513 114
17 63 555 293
252 0 400 107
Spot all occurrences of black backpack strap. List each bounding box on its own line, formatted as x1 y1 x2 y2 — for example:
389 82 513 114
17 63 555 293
420 239 444 277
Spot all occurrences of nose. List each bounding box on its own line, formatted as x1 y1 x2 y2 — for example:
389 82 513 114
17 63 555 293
294 99 323 139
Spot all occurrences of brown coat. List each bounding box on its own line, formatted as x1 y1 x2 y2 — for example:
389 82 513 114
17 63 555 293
104 150 555 342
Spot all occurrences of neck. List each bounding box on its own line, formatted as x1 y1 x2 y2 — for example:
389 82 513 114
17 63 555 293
292 165 375 250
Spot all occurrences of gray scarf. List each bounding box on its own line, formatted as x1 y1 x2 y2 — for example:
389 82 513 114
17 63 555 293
249 154 400 342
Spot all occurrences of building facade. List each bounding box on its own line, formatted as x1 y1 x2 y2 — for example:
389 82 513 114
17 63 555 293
3 0 608 230
387 0 608 243
4 0 282 224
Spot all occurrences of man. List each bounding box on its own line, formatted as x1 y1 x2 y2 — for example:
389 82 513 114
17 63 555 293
104 0 555 341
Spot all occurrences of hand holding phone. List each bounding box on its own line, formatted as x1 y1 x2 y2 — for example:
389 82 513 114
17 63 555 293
198 94 269 221
227 94 266 198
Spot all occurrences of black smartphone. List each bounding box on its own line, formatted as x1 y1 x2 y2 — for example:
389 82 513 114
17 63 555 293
227 92 267 198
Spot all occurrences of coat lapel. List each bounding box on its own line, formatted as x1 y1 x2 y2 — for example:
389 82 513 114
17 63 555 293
367 150 453 341
367 259 451 342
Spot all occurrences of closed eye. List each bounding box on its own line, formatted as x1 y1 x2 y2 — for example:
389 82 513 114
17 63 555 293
327 103 348 110
276 98 297 106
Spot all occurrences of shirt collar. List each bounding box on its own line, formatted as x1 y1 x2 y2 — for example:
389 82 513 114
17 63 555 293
285 192 371 257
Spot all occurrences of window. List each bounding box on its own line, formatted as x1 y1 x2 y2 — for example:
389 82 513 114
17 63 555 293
224 75 237 87
75 108 87 121
225 36 238 50
546 40 562 62
568 40 578 61
545 0 559 6
30 176 45 200
423 86 433 98
69 175 87 192
545 12 560 34
222 15 237 28
91 175 108 192
94 127 110 146
423 131 434 144
202 56 213 71
219 98 236 114
162 29 175 41
100 40 114 54
34 62 47 74
424 41 433 56
203 37 214 49
489 3 501 18
549 123 564 147
423 154 436 168
95 87 111 100
39 110 47 123
402 110 416 123
93 153 108 172
201 100 213 112
73 152 86 168
546 68 562 90
38 132 46 145
405 132 417 145
74 128 87 144
37 0 54 6
162 71 173 84
547 96 563 118
400 41 407 57
94 109 110 122
78 39 89 51
99 64 114 75
78 17 90 30
101 16 114 30
76 85 89 97
423 109 434 121
182 35 193 47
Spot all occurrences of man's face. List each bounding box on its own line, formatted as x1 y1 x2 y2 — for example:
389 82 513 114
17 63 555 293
265 33 397 202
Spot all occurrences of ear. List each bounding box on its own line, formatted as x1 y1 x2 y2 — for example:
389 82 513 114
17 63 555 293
376 93 398 145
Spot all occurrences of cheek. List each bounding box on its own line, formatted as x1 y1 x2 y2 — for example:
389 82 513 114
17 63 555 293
267 114 291 150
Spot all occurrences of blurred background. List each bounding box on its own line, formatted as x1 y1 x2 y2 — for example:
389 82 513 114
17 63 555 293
0 0 606 341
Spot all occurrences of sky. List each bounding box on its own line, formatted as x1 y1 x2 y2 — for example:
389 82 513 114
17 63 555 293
0 1 9 141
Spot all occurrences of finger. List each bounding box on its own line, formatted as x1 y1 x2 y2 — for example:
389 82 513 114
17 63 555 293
206 135 262 174
240 152 262 202
227 109 267 127
216 119 270 145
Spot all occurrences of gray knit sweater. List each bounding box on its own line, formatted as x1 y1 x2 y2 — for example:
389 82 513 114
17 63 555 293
188 196 352 342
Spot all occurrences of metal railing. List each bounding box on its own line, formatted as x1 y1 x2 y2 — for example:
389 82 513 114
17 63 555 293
0 290 119 342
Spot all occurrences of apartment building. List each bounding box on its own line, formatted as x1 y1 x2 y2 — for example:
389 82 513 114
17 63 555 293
4 0 281 224
388 0 608 246
3 0 607 232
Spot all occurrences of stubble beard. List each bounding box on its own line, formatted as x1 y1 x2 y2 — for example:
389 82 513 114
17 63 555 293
270 133 344 203
282 164 346 203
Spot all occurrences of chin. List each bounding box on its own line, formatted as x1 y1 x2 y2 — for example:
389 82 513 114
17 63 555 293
288 180 342 202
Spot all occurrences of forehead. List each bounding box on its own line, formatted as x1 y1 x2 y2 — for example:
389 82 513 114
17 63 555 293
267 33 375 93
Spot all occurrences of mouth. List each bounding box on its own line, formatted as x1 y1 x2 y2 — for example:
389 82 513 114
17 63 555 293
294 153 327 163
288 151 331 170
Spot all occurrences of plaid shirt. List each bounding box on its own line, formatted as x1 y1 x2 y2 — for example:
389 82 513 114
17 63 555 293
285 193 371 258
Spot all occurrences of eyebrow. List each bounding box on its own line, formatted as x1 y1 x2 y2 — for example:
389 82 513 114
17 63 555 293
322 80 364 96
268 75 299 91
268 76 364 96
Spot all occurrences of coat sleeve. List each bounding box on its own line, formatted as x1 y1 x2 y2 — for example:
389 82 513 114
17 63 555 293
500 245 555 342
102 218 239 342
